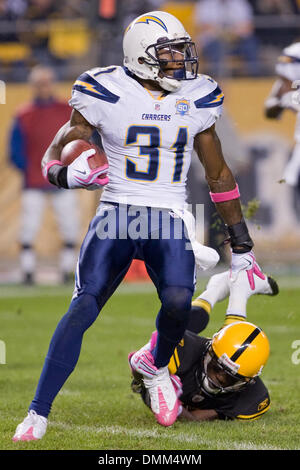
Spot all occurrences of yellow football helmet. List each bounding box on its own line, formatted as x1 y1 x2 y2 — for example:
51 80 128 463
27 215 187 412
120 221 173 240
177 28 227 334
201 322 270 395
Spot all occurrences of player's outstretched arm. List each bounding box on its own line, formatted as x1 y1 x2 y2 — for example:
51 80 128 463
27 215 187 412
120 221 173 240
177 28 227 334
194 125 264 285
194 124 245 228
41 110 108 189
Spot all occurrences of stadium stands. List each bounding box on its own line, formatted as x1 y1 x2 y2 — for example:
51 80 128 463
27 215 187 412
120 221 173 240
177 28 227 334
0 0 300 80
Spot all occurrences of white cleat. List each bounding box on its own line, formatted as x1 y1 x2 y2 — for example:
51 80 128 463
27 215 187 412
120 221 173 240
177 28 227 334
224 269 279 324
12 410 47 442
130 349 179 427
204 271 231 302
257 275 279 296
195 270 279 314
230 269 279 298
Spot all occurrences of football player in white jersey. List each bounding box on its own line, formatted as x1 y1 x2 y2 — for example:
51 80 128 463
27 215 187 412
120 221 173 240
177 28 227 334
265 42 300 188
13 11 263 440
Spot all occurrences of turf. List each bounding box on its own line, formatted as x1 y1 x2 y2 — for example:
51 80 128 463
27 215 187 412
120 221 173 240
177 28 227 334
0 280 299 450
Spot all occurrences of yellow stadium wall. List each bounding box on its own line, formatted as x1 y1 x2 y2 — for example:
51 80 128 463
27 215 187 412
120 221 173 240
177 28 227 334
162 1 197 39
0 78 298 263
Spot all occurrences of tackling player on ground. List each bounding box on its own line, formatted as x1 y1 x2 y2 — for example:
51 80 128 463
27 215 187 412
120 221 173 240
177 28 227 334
129 269 278 422
13 11 264 440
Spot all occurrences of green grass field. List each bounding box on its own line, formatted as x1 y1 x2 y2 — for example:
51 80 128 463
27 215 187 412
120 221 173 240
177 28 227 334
0 279 300 450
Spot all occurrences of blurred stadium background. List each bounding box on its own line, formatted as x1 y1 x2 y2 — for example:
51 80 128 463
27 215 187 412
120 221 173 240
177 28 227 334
1 0 300 285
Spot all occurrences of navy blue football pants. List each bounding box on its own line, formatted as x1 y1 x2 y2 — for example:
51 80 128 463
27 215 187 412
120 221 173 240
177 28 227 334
30 203 195 417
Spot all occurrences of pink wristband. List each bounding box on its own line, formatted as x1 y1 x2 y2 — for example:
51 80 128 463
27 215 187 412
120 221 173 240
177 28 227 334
209 184 240 203
42 160 63 181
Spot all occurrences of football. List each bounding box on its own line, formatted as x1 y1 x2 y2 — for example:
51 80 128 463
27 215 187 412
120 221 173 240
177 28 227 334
60 139 108 170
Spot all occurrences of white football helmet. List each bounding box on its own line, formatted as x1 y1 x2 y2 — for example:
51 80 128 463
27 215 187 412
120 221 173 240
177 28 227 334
123 11 198 92
276 42 300 81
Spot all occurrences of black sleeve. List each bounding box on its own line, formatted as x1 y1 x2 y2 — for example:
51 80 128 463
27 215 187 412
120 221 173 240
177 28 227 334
186 306 210 335
174 331 209 376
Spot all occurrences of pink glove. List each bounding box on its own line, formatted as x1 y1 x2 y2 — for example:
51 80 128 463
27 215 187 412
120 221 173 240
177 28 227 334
67 149 109 190
230 250 265 290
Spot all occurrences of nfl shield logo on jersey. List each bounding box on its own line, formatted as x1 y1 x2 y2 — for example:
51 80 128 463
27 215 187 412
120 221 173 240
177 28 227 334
175 98 190 116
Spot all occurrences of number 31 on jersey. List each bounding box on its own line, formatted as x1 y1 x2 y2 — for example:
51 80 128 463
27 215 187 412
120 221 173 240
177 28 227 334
125 125 188 183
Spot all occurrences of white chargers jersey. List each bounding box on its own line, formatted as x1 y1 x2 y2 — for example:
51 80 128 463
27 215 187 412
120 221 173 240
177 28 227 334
69 66 223 208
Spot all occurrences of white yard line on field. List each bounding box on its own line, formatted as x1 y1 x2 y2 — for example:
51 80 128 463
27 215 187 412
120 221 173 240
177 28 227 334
50 420 283 450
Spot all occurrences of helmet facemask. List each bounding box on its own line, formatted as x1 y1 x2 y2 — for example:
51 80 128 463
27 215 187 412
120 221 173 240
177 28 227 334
145 37 198 78
201 346 253 395
140 37 198 92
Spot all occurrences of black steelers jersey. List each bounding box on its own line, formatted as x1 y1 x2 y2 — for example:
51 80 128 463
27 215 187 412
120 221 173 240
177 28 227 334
168 330 270 420
137 330 270 421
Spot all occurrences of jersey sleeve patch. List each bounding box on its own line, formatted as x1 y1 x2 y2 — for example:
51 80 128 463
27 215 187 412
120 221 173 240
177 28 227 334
73 72 120 103
194 86 224 109
236 396 270 421
236 395 270 421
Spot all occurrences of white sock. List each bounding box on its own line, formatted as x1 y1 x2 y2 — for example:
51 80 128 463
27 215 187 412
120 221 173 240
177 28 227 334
226 293 247 318
196 271 230 309
20 248 35 275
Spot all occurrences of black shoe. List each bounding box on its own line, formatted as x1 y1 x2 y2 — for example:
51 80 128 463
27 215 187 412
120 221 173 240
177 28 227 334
267 276 279 296
23 273 34 285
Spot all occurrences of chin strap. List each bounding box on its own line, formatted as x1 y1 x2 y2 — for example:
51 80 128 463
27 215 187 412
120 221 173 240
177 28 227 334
156 75 182 92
